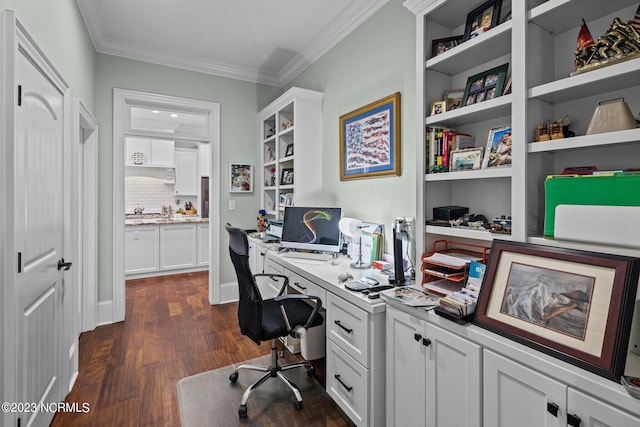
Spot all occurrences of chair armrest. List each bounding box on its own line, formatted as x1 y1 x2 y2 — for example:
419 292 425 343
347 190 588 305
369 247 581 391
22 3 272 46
274 294 323 332
253 273 289 295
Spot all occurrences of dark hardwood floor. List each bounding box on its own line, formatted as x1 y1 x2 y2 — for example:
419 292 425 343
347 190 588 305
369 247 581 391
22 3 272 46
51 272 349 426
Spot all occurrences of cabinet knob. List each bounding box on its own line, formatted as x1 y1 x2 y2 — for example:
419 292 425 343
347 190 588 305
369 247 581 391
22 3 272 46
414 333 422 342
546 402 559 417
422 338 431 347
567 413 581 427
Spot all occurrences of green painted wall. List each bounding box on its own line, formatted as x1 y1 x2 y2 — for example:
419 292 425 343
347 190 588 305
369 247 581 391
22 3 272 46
285 0 417 252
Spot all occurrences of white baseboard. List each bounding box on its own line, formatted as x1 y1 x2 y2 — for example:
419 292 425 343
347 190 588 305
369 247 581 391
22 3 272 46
97 300 113 326
219 281 239 304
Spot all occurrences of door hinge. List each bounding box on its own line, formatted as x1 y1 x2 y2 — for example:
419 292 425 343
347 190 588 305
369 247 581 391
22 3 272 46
17 252 22 273
17 85 22 106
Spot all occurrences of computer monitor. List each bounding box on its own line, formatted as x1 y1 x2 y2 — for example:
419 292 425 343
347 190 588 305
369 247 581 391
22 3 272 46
280 206 342 253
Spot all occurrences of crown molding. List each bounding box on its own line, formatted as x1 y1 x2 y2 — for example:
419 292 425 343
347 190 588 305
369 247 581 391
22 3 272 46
77 0 389 87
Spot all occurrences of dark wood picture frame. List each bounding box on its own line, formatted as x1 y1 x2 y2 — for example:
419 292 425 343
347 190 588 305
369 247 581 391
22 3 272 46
431 35 463 57
462 63 508 108
463 0 503 41
474 240 640 381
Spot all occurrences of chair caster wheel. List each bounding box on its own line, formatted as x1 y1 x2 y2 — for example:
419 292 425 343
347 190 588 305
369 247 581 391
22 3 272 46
238 404 248 418
229 372 239 383
306 367 315 377
294 400 303 410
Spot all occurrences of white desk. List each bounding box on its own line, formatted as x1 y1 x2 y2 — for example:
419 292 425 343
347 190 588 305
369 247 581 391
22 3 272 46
265 252 386 427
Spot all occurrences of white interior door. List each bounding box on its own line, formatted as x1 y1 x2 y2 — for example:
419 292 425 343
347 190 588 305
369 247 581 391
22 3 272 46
14 34 66 427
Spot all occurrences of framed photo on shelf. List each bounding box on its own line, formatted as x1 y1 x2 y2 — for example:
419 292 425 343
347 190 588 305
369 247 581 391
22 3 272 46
502 74 512 95
339 92 401 180
449 147 484 171
462 63 509 107
285 143 294 157
431 35 463 57
463 0 503 41
284 192 294 206
474 240 640 381
443 89 465 111
481 125 512 168
280 167 294 185
430 100 446 116
229 163 253 192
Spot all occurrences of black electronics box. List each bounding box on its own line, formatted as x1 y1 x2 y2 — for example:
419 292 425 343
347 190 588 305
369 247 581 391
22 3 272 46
433 206 469 221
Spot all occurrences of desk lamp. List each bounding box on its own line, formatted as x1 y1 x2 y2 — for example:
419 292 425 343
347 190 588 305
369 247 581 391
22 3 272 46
339 217 370 269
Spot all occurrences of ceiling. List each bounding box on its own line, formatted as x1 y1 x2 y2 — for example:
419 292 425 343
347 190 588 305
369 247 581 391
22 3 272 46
76 0 389 87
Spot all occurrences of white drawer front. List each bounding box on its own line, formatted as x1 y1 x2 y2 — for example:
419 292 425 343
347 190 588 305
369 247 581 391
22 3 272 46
286 269 327 304
327 293 369 366
327 339 368 427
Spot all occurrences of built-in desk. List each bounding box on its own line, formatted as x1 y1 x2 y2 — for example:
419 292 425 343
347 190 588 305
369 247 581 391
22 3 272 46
265 252 386 427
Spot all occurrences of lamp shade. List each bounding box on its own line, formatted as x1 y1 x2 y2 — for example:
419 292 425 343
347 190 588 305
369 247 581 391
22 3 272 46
339 217 363 238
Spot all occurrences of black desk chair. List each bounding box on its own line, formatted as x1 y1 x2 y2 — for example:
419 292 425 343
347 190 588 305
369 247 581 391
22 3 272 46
225 224 324 418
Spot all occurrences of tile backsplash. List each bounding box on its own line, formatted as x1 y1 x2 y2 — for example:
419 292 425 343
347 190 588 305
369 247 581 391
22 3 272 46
125 175 196 214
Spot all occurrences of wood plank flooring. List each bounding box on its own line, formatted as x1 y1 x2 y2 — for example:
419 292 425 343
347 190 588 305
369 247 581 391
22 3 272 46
51 272 350 426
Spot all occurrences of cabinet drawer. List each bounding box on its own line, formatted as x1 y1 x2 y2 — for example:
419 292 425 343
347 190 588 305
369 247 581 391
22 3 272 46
327 293 369 367
286 269 327 305
327 339 368 427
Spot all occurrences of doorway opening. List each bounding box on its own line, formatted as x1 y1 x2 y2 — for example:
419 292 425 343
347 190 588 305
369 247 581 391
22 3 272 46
113 89 221 323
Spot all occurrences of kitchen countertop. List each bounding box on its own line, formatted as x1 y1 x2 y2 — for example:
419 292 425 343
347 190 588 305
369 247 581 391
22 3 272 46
125 217 208 226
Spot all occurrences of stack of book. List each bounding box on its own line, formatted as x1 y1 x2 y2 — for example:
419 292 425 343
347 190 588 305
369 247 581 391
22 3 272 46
426 127 475 173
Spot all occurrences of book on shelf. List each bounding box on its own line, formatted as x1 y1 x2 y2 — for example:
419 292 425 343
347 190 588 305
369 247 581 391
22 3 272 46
427 127 475 172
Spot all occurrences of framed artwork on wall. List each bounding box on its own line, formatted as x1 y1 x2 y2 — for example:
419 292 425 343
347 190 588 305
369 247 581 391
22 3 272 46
474 240 640 381
229 163 253 192
339 92 401 180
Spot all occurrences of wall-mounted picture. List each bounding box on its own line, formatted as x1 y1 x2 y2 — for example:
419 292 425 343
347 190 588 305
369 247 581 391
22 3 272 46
463 0 503 41
431 35 463 57
339 92 401 180
474 240 640 381
482 125 512 168
462 63 508 107
229 163 253 192
280 167 294 185
444 89 465 111
450 147 484 171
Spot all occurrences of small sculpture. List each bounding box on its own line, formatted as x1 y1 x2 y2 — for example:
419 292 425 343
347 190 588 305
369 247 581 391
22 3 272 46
257 209 269 235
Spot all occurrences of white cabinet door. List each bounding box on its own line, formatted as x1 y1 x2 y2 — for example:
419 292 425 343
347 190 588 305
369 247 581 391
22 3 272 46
124 226 159 274
125 137 150 165
426 323 481 427
198 144 210 177
197 223 209 266
159 224 197 270
567 388 640 427
484 349 566 427
174 149 198 195
150 139 174 167
386 306 427 427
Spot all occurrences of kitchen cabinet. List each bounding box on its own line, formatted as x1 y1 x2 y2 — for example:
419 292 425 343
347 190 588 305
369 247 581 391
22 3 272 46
386 304 481 427
197 223 209 266
174 148 198 195
484 349 640 427
124 225 159 274
125 137 175 167
159 223 197 270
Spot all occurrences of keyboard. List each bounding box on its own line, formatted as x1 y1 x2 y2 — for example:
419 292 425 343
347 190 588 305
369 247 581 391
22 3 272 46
281 251 333 261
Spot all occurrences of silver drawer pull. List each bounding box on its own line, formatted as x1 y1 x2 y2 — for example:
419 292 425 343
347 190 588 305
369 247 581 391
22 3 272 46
334 374 353 392
334 320 353 334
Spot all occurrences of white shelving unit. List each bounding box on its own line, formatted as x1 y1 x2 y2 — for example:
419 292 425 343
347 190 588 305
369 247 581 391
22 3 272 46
406 0 640 265
258 87 324 219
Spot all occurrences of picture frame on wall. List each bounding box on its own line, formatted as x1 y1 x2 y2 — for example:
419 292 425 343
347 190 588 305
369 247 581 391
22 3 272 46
462 63 509 108
481 125 512 168
339 92 401 180
431 35 463 57
463 0 503 41
474 240 640 381
229 163 253 192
